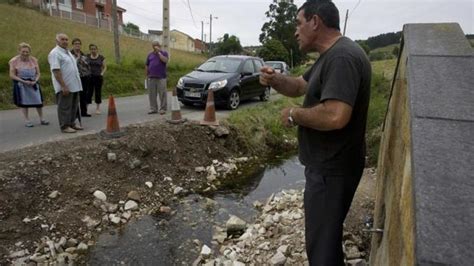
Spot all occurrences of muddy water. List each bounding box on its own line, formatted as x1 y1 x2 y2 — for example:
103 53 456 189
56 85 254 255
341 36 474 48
87 156 305 264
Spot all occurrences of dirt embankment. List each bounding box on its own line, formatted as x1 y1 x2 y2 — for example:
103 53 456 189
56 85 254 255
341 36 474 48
0 120 374 265
0 120 285 264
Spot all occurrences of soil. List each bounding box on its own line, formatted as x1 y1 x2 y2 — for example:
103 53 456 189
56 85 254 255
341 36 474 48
0 120 375 264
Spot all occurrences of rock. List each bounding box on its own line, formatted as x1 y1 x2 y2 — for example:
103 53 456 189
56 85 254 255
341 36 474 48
57 252 74 264
47 240 56 258
347 259 367 266
65 247 76 254
253 200 263 209
9 249 28 258
207 173 217 182
270 251 286 265
160 206 171 214
226 215 247 233
93 190 107 201
200 244 212 258
122 211 132 220
173 186 184 195
109 215 121 224
164 176 173 182
66 238 78 248
124 200 139 211
214 126 230 137
130 159 142 169
107 153 117 162
195 166 206 173
105 202 119 213
82 216 101 229
76 242 88 253
277 245 290 256
127 190 141 202
263 215 274 229
233 261 246 266
346 246 362 259
145 181 153 188
58 236 67 248
29 254 48 263
48 190 59 199
235 157 249 162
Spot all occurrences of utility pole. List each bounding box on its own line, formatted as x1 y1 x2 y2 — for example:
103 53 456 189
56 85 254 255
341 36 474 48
201 21 204 43
163 0 170 53
342 9 349 36
209 14 213 54
112 0 121 64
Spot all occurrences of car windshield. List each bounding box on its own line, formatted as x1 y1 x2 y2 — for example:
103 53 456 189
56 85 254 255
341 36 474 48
196 58 241 73
266 62 283 69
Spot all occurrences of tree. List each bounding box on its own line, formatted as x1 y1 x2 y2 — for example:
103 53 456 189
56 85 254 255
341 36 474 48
260 0 304 66
392 45 399 56
355 40 370 55
123 22 140 35
257 39 289 62
214 33 243 55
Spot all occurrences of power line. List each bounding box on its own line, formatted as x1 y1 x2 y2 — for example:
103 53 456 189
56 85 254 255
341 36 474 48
349 0 362 17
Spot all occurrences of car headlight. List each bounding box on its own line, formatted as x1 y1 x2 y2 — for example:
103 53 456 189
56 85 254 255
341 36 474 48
209 79 227 90
177 78 184 88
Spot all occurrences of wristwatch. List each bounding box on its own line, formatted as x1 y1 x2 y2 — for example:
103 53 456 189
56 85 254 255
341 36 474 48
288 108 295 126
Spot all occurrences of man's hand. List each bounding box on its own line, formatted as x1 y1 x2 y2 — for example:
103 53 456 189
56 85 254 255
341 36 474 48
260 66 276 86
280 107 295 128
62 86 70 96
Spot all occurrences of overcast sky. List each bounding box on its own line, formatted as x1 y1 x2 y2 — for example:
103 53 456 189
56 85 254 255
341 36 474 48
118 0 473 46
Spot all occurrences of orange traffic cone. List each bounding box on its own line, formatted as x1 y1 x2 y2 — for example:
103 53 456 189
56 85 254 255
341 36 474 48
100 95 125 138
167 88 187 124
200 89 219 126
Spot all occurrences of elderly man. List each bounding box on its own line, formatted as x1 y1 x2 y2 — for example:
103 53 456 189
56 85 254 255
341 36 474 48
260 0 371 265
145 41 169 115
48 33 83 133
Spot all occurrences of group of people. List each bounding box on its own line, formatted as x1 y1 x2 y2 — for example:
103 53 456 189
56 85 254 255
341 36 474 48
9 0 370 264
9 33 106 133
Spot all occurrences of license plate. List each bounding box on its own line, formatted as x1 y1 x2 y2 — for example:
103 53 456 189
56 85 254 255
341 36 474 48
185 91 201 98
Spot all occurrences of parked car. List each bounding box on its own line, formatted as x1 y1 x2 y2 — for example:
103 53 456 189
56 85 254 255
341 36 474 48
265 61 290 75
176 55 271 110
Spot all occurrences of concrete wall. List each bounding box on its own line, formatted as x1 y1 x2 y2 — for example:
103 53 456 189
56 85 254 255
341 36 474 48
370 42 416 266
370 23 474 265
170 30 195 52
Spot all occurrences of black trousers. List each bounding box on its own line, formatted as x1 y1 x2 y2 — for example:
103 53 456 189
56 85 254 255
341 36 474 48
79 76 90 115
304 165 363 266
88 75 103 104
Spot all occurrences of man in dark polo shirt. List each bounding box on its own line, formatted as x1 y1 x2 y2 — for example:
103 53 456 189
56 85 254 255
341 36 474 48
146 41 169 115
260 0 371 265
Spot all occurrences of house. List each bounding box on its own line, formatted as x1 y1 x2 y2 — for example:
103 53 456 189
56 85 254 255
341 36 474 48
170 29 195 52
194 38 207 53
26 0 126 25
148 30 163 43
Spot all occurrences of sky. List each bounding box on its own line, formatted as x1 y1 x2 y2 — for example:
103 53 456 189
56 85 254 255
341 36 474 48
118 0 474 46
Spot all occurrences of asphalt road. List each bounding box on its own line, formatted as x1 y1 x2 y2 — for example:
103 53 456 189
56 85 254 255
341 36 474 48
0 92 274 153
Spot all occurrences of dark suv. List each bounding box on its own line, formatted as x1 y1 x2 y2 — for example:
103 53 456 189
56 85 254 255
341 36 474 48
176 55 271 110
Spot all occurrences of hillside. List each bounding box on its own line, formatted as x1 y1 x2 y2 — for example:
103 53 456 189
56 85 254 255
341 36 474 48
0 4 207 109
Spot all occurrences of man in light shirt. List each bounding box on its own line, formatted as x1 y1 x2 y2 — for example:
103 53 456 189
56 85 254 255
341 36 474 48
48 33 83 133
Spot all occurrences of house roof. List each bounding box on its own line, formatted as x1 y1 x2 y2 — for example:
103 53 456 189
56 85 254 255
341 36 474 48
401 23 474 265
148 30 163 36
171 29 194 40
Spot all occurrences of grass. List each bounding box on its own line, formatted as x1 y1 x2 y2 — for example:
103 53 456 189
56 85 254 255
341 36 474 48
229 59 393 167
0 3 207 109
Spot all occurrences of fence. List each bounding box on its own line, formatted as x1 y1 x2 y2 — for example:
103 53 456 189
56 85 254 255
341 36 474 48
29 3 155 41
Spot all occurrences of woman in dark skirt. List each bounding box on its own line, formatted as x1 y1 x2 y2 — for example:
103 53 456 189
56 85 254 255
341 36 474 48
9 42 49 127
87 44 107 114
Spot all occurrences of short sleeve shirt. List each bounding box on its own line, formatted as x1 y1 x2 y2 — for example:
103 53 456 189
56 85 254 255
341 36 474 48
9 55 39 77
299 37 371 175
48 46 83 94
146 51 168 79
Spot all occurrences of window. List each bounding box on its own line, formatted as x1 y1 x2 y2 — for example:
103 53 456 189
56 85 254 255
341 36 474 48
253 60 264 71
76 0 83 9
58 0 65 4
242 60 255 73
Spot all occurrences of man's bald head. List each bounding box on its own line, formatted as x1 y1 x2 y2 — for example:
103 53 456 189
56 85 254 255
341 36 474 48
56 33 69 49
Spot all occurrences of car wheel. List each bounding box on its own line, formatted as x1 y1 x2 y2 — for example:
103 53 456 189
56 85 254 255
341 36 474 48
227 89 240 110
260 87 271 101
